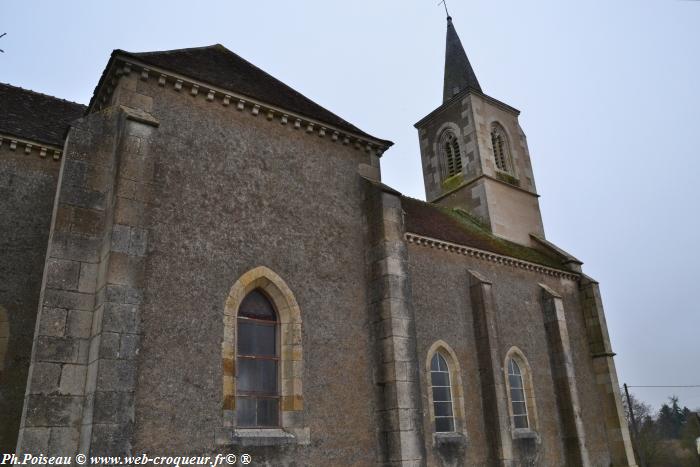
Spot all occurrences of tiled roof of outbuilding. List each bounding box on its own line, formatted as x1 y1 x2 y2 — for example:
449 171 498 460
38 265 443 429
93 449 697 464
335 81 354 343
402 196 565 269
104 44 392 146
0 82 86 147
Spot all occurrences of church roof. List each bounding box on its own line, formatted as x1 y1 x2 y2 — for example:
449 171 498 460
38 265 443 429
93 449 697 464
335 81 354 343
97 44 391 146
443 17 482 102
402 196 565 270
0 82 86 147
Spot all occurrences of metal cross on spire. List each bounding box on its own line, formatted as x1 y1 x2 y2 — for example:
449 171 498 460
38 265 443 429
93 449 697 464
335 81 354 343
438 0 450 19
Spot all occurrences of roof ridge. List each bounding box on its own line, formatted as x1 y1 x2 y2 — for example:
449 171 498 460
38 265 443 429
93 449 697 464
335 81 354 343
0 82 87 108
116 43 226 57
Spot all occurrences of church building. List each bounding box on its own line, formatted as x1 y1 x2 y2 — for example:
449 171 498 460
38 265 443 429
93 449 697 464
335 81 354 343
0 15 637 467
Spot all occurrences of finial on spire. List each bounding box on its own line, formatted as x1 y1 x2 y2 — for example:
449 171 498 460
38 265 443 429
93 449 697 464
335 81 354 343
438 0 450 20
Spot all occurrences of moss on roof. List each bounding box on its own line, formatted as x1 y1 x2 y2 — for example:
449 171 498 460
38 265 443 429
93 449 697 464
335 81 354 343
402 196 566 270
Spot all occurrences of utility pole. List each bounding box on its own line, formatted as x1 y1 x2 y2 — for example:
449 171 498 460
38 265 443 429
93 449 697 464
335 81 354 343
624 383 647 467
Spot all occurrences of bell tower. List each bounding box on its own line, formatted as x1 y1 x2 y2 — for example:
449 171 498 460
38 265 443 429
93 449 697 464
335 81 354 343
415 16 545 247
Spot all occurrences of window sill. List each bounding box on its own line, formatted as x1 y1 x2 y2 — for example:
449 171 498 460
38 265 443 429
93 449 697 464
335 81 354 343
512 429 539 441
433 431 467 448
217 428 298 447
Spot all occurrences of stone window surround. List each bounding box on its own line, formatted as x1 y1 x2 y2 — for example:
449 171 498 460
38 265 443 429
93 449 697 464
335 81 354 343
425 340 468 446
433 122 465 181
503 346 539 439
489 121 516 177
219 266 308 446
438 129 463 179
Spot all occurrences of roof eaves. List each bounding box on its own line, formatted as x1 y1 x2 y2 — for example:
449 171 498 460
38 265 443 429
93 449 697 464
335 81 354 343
88 49 394 151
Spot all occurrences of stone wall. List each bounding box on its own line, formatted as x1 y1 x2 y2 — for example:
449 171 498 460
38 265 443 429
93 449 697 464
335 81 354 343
112 73 382 465
0 145 61 453
407 240 623 467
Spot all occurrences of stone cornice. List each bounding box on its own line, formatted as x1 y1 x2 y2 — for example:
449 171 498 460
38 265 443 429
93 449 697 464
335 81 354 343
414 88 520 129
0 133 63 160
91 56 391 157
405 232 580 281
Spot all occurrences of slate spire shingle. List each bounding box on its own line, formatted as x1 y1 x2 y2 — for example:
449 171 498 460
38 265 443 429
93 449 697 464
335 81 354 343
443 16 482 102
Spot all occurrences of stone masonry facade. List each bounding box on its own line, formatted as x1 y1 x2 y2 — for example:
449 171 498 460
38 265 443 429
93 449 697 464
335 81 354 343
1 18 636 467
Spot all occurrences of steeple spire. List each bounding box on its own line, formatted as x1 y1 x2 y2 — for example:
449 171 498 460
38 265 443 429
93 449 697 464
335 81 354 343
443 16 482 102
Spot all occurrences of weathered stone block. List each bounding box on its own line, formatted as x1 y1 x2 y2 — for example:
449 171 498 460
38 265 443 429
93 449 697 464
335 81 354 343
28 362 62 394
46 259 80 290
93 391 134 424
78 262 99 293
66 310 93 339
61 184 106 210
72 207 104 236
35 336 79 363
124 286 143 305
24 395 82 427
43 289 94 311
38 307 67 337
98 332 121 358
120 334 139 359
62 160 87 187
111 224 131 253
106 253 145 287
102 303 138 334
48 426 80 457
59 364 86 395
128 228 147 256
90 423 132 457
96 360 136 392
105 284 126 303
18 427 50 455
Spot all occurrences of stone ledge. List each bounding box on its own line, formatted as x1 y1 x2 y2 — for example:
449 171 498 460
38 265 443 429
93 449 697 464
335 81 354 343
512 429 540 441
433 431 467 448
216 428 301 447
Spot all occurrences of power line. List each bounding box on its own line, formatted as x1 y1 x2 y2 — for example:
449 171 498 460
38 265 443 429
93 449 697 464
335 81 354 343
626 385 700 388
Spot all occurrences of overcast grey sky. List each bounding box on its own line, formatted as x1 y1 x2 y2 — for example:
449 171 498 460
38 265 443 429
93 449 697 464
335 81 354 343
2 0 699 410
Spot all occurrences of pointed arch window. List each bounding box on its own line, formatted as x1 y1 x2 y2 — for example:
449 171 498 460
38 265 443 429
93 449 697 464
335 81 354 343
430 352 455 432
236 290 279 427
490 123 512 173
439 130 463 178
507 358 529 429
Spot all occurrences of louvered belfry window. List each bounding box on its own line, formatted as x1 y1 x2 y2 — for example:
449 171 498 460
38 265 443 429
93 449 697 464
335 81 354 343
236 290 279 427
440 130 463 178
491 123 511 173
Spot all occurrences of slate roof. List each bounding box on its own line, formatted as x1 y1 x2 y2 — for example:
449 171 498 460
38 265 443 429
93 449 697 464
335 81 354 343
0 82 86 147
443 16 482 103
402 196 565 269
98 44 391 146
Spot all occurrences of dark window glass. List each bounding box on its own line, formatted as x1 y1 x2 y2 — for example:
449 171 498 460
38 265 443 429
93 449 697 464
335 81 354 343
514 415 529 429
507 357 530 429
238 290 276 321
435 417 455 432
430 352 456 433
238 321 276 356
237 397 257 427
432 386 452 402
236 290 279 427
434 402 453 417
257 398 279 427
430 371 449 387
